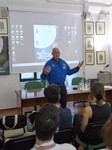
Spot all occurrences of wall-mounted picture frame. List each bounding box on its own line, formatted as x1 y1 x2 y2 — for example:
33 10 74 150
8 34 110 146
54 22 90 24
85 52 94 65
85 21 94 35
0 36 10 75
96 22 105 35
0 18 8 34
85 37 94 51
96 51 106 64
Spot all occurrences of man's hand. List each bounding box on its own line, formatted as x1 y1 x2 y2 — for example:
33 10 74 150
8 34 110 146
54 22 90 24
43 66 51 75
78 60 84 68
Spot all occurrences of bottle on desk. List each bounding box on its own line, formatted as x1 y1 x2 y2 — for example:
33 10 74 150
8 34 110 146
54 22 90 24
85 83 88 90
87 78 91 88
81 77 84 85
81 77 84 90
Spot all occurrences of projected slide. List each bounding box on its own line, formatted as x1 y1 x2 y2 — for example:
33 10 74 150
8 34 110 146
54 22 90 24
34 25 57 61
9 11 83 73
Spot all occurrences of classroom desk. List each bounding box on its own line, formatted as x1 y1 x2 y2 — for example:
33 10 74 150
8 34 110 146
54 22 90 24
15 86 112 114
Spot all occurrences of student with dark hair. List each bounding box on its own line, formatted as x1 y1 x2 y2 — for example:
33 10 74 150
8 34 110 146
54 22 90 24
44 83 72 128
30 103 76 150
73 82 111 149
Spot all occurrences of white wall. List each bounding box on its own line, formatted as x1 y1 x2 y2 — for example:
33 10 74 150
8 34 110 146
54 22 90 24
85 14 110 79
109 14 112 72
0 0 111 109
0 74 20 109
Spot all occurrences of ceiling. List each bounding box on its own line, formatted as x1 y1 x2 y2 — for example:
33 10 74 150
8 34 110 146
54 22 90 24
0 0 112 5
87 0 112 5
0 0 112 13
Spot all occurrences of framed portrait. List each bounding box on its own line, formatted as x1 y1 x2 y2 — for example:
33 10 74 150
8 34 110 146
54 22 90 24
96 51 106 64
85 21 94 35
85 37 94 51
85 52 94 65
0 18 8 34
96 22 105 35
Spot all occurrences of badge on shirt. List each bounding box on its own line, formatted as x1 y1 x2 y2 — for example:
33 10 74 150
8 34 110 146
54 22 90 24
52 64 55 67
62 63 66 69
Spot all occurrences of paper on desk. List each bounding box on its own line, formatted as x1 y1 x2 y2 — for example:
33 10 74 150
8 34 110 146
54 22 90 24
104 85 112 89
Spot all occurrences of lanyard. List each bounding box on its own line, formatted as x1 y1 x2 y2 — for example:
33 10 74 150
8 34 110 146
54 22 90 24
35 140 54 148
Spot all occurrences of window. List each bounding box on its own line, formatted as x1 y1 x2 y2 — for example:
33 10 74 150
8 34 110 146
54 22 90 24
20 72 41 82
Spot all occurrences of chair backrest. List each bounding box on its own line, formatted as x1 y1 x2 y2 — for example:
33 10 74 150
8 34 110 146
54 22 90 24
72 77 86 85
41 79 47 88
3 135 36 150
29 111 38 125
90 78 100 87
54 126 76 145
0 115 27 141
84 121 105 145
25 81 43 90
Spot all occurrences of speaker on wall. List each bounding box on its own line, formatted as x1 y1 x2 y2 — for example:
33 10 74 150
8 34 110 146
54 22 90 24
1 7 8 17
85 12 91 20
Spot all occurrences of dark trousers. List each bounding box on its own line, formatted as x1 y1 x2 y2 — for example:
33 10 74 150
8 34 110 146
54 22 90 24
59 84 67 108
73 114 84 140
73 114 101 145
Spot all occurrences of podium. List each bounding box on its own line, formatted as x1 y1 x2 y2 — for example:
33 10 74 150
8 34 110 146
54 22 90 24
97 72 111 84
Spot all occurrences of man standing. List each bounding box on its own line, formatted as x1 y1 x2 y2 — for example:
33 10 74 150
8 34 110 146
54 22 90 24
40 47 83 108
30 103 76 150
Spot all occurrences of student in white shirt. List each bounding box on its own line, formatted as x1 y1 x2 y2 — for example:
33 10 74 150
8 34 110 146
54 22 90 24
30 103 76 150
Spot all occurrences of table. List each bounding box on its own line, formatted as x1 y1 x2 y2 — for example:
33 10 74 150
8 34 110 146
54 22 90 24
15 86 112 114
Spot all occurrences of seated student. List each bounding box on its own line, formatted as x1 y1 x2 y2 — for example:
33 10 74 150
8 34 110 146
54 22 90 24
100 113 112 150
24 112 38 136
73 82 111 147
44 84 72 128
30 103 76 150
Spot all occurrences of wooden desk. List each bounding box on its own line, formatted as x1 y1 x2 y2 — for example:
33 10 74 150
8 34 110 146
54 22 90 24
15 86 112 114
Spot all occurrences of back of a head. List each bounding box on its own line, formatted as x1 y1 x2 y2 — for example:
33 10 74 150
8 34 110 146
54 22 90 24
90 82 105 105
35 103 59 141
44 84 60 104
90 82 104 96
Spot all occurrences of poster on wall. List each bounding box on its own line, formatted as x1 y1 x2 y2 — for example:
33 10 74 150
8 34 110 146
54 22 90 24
0 36 10 75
